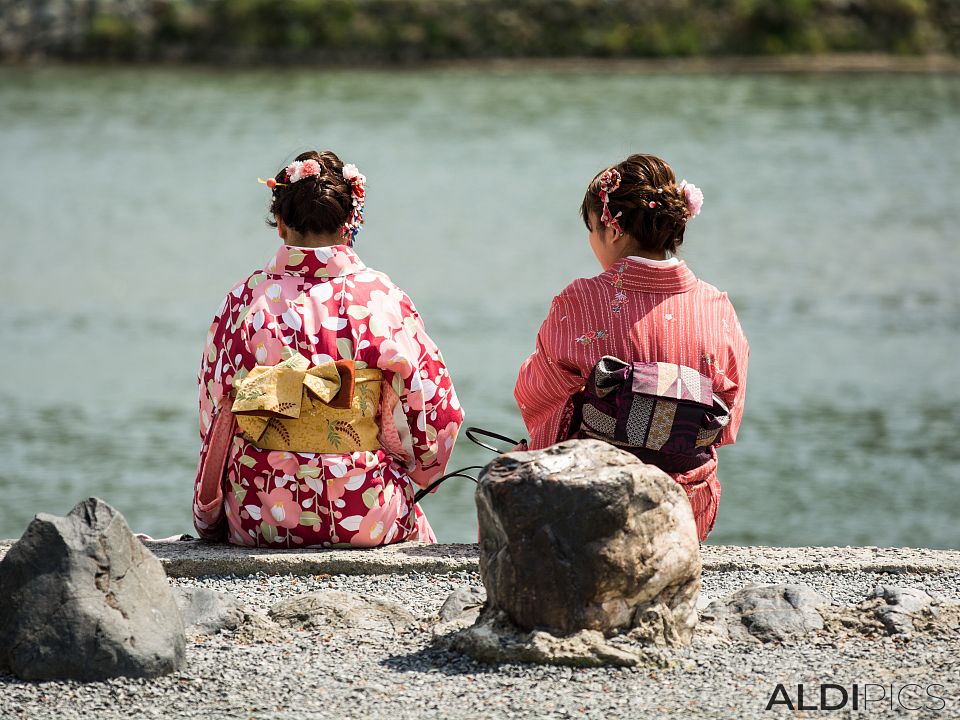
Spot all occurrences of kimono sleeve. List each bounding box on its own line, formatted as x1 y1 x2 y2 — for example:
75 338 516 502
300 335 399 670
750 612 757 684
193 291 243 540
377 300 464 490
714 299 749 447
514 293 585 450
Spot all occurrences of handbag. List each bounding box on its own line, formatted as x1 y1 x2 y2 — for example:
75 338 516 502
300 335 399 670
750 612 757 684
568 356 730 473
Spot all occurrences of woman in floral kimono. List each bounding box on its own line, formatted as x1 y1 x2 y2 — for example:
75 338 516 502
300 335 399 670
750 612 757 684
193 150 463 548
515 154 748 541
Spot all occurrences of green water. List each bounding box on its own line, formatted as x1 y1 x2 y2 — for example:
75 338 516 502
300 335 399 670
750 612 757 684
1 67 958 547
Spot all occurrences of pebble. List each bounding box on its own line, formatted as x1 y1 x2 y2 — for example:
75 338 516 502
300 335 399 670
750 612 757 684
2 568 958 719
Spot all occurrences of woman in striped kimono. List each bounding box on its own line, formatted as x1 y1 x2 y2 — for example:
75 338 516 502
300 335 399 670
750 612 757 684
514 154 748 540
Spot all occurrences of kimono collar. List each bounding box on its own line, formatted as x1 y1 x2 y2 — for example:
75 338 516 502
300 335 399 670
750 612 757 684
264 244 367 278
602 257 698 294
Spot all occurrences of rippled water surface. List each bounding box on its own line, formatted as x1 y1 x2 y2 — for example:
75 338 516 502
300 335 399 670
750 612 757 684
1 67 958 547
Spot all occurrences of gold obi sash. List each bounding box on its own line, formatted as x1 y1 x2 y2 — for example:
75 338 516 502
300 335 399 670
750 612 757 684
231 352 382 454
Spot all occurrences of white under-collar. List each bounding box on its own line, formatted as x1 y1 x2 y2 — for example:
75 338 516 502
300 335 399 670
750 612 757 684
627 255 680 267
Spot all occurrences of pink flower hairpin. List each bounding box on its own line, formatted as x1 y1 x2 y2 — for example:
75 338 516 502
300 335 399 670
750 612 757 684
257 158 324 189
598 167 623 235
679 179 704 218
285 159 323 183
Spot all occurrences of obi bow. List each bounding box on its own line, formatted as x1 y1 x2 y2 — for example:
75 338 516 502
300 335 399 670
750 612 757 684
231 352 382 452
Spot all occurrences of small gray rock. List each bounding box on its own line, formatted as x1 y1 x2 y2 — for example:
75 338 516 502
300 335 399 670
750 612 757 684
0 498 185 680
174 587 249 636
233 613 288 644
701 584 829 643
438 587 486 623
269 591 415 634
868 585 935 635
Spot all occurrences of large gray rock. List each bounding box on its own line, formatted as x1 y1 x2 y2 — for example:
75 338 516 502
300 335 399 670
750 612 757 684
700 584 829 643
0 498 185 680
476 439 700 645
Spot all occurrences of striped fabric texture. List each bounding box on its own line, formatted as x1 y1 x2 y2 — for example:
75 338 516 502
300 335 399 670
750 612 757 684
515 258 749 540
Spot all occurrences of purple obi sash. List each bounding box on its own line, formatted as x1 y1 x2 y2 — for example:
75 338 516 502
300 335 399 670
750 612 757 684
568 356 730 474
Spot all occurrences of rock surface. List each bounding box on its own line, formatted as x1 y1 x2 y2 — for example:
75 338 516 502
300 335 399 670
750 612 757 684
0 498 185 680
173 587 250 636
438 586 486 623
443 608 670 668
268 591 416 635
699 584 829 643
476 440 700 645
822 584 946 637
173 586 292 643
232 613 288 645
867 585 936 634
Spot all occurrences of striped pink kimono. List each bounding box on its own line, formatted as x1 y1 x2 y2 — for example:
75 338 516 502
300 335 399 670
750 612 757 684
514 257 748 540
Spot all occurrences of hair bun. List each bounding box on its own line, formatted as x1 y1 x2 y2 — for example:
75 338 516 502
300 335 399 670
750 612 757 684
581 154 691 255
266 150 353 238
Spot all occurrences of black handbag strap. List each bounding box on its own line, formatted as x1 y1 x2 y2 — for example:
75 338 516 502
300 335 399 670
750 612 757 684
465 426 523 453
412 426 525 503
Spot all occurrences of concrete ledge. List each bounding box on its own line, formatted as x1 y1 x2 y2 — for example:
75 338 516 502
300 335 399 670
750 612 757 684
699 544 960 575
2 540 959 578
150 541 479 577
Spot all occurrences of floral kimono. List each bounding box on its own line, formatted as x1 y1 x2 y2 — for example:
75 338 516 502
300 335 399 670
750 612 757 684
515 257 748 540
193 244 463 548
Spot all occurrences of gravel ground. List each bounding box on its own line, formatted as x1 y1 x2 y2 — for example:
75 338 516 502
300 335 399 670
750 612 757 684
3 568 959 720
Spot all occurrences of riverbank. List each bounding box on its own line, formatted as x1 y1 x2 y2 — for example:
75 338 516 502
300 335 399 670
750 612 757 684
1 542 958 719
4 53 960 75
2 0 957 65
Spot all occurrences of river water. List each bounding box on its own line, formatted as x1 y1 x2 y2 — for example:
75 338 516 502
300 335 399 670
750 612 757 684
1 67 957 547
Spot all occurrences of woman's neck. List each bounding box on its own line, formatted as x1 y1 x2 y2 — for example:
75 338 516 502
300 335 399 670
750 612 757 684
281 230 344 248
616 239 668 262
625 248 669 261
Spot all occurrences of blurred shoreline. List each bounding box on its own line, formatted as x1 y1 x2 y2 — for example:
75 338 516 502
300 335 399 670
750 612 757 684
3 53 959 75
3 0 957 68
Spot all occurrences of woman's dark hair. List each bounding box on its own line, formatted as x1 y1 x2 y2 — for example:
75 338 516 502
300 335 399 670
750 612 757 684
266 150 352 236
580 154 690 255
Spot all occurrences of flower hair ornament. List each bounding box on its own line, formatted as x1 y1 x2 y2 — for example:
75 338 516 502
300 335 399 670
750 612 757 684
597 167 623 235
340 163 366 243
679 179 704 219
257 159 367 244
257 158 325 189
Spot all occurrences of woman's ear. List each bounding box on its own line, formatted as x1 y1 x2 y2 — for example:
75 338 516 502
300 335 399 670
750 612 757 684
276 216 287 240
611 227 632 247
